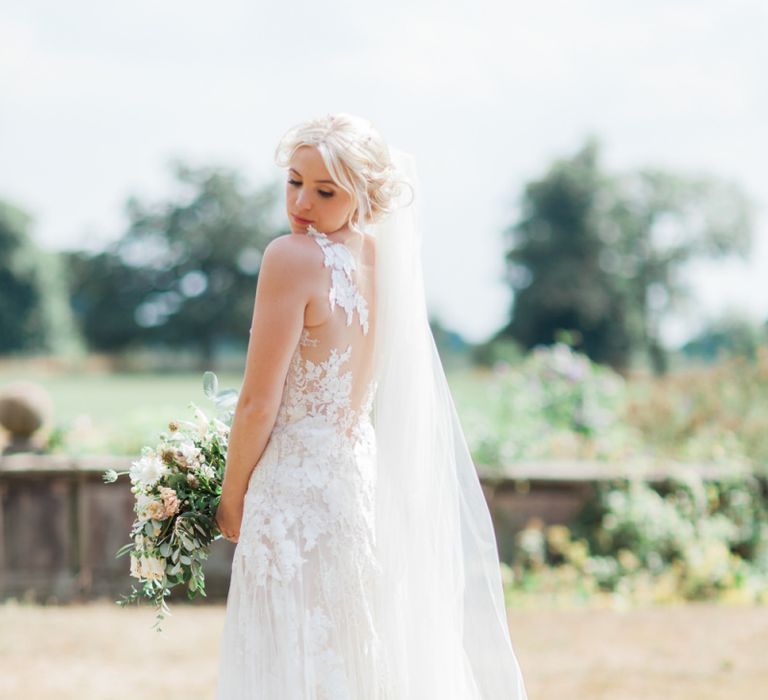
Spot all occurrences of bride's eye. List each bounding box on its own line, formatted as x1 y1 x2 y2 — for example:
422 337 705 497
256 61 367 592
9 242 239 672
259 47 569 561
288 178 301 187
318 190 334 198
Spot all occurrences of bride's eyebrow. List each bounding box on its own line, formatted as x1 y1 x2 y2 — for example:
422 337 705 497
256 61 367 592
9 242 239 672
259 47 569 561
289 167 337 186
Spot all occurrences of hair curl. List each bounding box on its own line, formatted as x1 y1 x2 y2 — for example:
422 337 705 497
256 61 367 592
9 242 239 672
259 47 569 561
274 113 412 230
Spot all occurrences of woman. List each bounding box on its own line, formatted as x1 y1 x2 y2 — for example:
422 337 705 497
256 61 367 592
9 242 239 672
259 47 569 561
215 113 528 699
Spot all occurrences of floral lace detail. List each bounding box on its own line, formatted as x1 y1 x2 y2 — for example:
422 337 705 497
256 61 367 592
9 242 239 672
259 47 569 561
216 226 388 697
241 321 377 573
230 336 382 694
307 224 369 335
272 328 374 441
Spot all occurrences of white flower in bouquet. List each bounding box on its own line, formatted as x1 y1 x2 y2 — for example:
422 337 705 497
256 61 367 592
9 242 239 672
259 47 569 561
130 555 166 582
129 450 169 488
197 462 216 481
177 442 203 468
194 406 210 439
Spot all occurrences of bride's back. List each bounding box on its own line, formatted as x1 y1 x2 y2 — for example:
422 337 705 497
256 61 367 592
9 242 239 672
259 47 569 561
274 227 376 438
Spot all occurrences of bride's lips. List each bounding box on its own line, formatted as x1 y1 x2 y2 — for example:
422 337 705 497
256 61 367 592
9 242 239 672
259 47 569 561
292 214 313 225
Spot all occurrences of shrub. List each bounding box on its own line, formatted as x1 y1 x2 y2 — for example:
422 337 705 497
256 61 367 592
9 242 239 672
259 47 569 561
506 473 768 604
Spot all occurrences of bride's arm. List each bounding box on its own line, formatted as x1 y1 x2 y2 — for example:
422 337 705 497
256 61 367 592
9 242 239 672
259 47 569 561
218 234 321 520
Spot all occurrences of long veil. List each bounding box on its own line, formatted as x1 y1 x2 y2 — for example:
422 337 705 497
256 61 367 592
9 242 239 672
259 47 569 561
370 148 528 699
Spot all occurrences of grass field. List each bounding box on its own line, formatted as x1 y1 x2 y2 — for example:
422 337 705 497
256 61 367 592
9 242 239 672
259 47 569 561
1 598 765 699
0 368 245 454
0 366 491 455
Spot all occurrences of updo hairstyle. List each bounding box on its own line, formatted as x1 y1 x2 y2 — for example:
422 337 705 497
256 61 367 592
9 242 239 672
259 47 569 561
274 113 412 231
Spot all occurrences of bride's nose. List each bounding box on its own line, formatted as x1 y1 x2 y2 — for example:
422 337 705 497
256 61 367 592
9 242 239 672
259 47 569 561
295 188 312 211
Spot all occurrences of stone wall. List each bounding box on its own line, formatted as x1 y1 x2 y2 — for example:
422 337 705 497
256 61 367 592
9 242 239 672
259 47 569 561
0 453 738 603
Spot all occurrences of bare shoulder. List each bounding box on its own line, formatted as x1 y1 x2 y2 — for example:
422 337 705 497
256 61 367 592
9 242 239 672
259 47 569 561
261 233 325 277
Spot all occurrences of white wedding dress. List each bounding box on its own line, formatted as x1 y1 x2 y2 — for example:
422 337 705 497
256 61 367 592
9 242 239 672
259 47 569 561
215 226 390 698
216 149 528 699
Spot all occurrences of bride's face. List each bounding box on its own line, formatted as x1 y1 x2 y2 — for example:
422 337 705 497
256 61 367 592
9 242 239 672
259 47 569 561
286 145 354 234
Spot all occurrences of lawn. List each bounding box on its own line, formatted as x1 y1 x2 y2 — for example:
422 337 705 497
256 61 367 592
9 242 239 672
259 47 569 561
0 368 244 454
0 598 765 699
0 366 493 456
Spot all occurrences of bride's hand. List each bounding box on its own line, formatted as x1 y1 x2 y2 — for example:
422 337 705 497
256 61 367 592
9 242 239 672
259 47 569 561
215 492 244 543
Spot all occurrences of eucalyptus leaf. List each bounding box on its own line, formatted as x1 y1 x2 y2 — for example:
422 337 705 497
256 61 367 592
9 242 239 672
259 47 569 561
214 389 239 408
203 371 218 399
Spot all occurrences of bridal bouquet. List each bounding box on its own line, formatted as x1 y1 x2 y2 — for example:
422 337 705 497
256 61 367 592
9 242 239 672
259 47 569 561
103 372 238 631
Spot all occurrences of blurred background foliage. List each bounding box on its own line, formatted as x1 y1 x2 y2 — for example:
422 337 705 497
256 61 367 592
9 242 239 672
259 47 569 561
2 138 766 604
497 139 753 375
2 140 766 463
0 200 82 357
504 471 768 606
2 140 761 377
63 162 282 368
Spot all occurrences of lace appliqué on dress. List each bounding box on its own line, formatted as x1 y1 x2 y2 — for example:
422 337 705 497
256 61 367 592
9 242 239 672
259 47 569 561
217 227 386 698
307 224 369 335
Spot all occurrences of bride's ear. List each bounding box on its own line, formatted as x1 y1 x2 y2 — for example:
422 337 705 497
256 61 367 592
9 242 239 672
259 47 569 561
346 199 360 228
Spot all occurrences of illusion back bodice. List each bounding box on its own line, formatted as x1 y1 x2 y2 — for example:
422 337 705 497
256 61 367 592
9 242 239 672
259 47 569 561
226 224 385 698
272 226 376 444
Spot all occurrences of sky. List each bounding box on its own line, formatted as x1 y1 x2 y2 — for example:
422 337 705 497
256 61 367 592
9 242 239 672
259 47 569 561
1 0 766 345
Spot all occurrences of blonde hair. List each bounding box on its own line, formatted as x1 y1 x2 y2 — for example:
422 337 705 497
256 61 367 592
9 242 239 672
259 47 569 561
274 113 411 230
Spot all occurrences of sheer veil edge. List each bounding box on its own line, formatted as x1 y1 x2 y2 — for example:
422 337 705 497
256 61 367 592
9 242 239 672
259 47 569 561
370 148 528 699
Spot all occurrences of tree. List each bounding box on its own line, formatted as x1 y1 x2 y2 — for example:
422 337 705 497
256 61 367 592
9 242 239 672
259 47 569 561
0 199 82 356
68 161 284 367
499 139 634 371
498 139 753 374
606 168 752 373
680 315 767 363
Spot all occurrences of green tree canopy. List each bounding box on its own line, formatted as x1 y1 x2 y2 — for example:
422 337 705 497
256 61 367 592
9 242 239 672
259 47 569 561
680 314 767 363
499 139 753 374
68 161 284 366
0 200 81 356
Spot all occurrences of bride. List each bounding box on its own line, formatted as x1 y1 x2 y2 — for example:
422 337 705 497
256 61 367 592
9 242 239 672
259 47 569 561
214 113 528 699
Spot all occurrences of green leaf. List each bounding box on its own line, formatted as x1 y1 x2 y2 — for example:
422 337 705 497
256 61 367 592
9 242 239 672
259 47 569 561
214 388 238 408
115 542 134 558
203 371 218 399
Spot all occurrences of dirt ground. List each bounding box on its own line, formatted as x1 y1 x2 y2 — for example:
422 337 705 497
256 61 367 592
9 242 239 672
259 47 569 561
1 599 766 699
